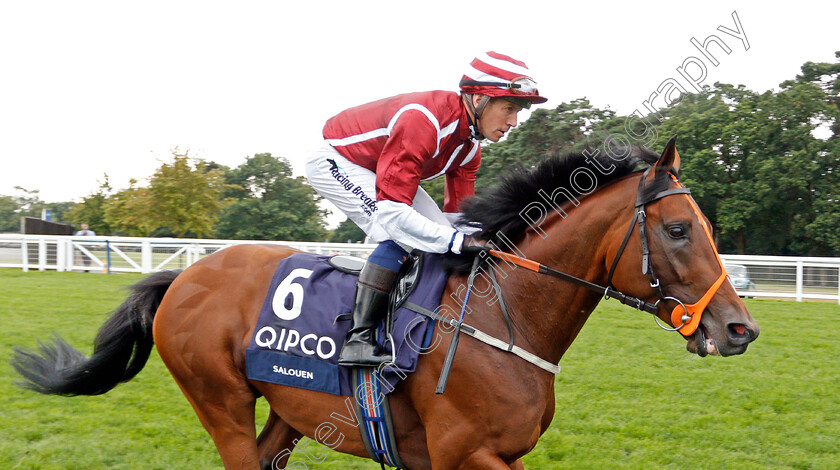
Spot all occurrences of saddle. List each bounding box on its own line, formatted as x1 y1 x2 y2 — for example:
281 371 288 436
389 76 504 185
328 252 424 337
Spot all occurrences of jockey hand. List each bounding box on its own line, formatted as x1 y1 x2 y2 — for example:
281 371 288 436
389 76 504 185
460 236 490 256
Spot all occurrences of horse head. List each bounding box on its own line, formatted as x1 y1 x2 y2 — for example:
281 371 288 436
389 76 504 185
606 137 759 356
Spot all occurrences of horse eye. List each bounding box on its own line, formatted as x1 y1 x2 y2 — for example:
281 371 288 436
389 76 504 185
667 225 686 239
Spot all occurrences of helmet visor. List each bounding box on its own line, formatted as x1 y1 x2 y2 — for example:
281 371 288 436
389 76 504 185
502 96 532 109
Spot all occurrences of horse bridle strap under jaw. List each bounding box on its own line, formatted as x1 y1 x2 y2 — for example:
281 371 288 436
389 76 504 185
604 169 694 331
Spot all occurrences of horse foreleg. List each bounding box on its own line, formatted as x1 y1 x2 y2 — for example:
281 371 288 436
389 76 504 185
510 458 526 469
257 408 303 470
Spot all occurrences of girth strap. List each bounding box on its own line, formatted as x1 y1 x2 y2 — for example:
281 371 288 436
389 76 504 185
352 367 407 469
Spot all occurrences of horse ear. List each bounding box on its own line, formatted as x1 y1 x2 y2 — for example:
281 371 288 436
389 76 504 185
655 135 681 175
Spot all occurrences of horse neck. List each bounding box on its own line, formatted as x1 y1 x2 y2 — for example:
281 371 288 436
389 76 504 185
490 175 638 365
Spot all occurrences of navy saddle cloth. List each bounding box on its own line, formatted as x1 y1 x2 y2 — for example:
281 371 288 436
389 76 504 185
246 252 448 396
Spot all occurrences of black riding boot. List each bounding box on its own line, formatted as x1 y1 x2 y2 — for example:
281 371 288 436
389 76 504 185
337 263 398 367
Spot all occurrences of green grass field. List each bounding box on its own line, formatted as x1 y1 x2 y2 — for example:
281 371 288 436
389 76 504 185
1 269 838 469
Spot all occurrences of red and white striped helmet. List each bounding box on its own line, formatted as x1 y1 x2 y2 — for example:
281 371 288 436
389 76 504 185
459 51 548 106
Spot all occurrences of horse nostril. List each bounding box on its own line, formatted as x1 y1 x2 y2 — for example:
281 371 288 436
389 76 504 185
727 323 754 343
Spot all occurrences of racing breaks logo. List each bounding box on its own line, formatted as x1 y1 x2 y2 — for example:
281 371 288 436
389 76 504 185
327 158 377 216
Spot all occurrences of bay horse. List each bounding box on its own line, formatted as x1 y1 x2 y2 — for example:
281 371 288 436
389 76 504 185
12 138 759 469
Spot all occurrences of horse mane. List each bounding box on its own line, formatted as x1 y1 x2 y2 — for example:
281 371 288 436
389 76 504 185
460 145 662 244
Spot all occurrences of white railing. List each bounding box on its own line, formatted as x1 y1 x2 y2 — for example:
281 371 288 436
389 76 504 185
719 254 840 304
1 234 838 304
0 234 376 274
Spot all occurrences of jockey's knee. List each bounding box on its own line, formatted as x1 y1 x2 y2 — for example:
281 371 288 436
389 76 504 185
367 240 409 273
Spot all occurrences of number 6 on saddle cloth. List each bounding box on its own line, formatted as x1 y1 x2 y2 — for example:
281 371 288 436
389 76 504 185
245 251 443 397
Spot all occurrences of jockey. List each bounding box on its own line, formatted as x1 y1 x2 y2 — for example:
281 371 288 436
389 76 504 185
305 51 547 367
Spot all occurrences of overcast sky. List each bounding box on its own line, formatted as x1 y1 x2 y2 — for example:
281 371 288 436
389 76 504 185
2 0 837 224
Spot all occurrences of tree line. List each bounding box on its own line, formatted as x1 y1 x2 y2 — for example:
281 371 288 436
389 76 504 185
442 52 839 256
2 53 837 255
1 151 350 242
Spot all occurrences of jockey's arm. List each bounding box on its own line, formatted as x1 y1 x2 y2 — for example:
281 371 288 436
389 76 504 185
443 150 480 234
375 200 464 254
373 112 465 254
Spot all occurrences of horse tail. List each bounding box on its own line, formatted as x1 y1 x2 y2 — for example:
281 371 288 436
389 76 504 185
10 270 180 396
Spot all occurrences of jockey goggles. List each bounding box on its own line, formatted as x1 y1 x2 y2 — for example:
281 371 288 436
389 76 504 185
459 76 540 96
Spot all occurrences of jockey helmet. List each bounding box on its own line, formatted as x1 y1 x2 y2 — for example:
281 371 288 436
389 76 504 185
459 51 548 110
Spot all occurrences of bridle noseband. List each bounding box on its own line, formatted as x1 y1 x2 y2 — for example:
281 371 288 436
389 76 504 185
488 166 729 337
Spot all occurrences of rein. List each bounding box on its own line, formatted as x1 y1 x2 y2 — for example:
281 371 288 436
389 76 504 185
488 250 660 314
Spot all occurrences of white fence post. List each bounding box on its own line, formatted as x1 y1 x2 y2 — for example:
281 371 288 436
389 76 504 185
190 244 199 267
795 261 804 303
56 239 66 272
67 239 75 271
141 241 153 274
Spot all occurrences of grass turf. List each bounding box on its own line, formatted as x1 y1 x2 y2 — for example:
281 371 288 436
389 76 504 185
1 268 837 469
